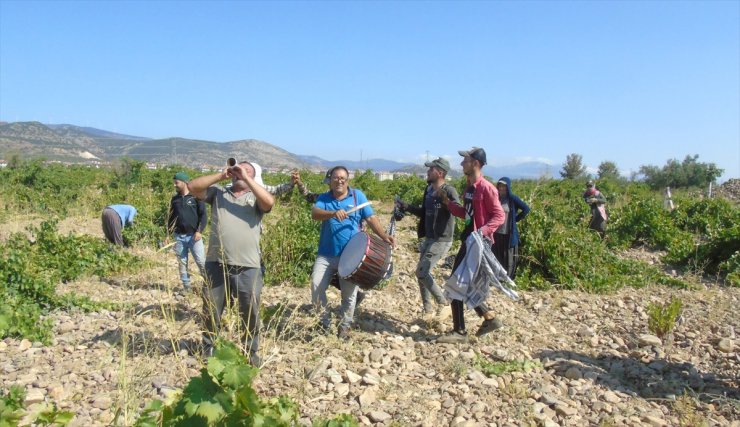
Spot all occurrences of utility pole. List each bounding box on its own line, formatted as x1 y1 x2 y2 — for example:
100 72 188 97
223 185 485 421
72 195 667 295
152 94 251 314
425 150 429 162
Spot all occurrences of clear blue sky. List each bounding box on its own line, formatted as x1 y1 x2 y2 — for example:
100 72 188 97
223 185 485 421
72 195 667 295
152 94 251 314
1 0 738 179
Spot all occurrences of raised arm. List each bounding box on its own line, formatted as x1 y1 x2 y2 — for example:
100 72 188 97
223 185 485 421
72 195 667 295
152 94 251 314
230 165 275 213
189 169 229 200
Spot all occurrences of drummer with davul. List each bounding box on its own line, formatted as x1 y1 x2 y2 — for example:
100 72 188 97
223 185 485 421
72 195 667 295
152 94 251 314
310 166 395 341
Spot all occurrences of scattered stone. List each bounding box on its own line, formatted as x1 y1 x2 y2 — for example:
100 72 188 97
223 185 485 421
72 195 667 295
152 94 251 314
564 367 583 380
357 388 377 408
717 338 734 353
344 370 362 384
639 334 663 347
367 411 392 422
24 388 45 404
91 396 112 410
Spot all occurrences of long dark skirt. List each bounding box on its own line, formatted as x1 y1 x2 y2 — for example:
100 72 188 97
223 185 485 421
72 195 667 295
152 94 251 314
492 233 519 279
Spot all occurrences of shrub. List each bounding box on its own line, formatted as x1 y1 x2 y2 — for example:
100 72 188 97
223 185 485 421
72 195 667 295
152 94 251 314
647 297 683 338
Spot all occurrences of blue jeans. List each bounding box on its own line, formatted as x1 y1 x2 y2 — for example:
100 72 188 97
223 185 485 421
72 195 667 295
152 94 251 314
310 255 358 330
174 233 206 288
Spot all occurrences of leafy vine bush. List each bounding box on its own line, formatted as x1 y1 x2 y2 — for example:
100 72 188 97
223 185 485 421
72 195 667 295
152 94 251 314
0 220 141 343
134 341 357 427
608 191 739 284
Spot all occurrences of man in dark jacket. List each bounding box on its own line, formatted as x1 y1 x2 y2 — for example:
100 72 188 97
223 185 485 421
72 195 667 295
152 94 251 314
398 158 458 319
493 177 530 279
168 172 207 292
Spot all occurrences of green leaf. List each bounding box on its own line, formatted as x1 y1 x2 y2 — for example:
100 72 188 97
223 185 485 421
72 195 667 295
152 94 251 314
221 365 258 390
235 386 261 415
192 400 225 424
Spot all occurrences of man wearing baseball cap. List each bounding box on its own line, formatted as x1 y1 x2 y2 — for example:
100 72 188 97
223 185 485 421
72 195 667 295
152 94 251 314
167 172 207 292
397 157 458 321
436 147 505 343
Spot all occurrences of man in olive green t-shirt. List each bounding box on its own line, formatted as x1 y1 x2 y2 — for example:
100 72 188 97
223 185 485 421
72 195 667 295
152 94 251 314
189 161 274 367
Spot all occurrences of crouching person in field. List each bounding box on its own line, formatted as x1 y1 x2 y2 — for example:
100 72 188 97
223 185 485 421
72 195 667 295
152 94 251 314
101 204 137 246
188 161 274 367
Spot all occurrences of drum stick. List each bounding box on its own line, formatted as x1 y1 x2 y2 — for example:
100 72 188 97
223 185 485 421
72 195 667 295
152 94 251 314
345 201 372 214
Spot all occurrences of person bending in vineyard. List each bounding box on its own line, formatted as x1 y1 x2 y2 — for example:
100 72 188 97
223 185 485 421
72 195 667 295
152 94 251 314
310 166 394 340
583 180 607 239
436 147 505 344
188 161 274 366
167 172 207 293
101 204 137 246
396 157 457 321
492 177 530 279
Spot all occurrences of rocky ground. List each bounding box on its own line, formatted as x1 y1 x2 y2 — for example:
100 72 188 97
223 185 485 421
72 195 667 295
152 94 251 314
1 214 739 427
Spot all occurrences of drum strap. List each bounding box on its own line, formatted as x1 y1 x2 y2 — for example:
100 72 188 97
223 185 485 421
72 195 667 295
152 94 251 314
350 188 364 231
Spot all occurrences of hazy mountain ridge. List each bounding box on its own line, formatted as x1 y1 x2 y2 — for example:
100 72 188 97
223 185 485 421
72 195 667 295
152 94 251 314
0 122 307 169
46 124 151 141
0 121 557 178
297 155 416 173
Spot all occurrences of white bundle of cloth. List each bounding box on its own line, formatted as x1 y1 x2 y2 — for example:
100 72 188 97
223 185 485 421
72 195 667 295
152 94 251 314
444 231 519 308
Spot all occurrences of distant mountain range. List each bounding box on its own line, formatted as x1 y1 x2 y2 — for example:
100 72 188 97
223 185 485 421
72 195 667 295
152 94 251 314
0 121 557 178
296 155 416 173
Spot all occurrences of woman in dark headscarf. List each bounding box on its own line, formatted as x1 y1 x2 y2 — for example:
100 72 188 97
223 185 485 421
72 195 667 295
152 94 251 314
583 180 607 238
493 177 530 279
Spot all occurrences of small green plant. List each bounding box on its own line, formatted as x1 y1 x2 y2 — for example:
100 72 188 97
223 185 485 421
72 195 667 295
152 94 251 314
673 393 708 427
647 297 683 338
0 385 74 427
441 358 469 379
134 340 300 426
312 413 360 427
474 356 542 376
0 385 25 427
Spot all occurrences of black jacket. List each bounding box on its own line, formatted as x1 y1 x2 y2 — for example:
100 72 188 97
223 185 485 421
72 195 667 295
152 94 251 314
168 193 207 235
405 183 459 241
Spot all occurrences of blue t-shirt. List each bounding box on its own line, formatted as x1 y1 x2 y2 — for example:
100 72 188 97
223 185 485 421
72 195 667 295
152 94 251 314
108 204 137 227
315 188 373 256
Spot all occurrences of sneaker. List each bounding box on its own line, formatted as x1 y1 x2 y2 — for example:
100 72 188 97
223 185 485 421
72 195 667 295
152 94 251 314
476 318 503 337
337 326 351 341
356 291 366 307
436 331 469 344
